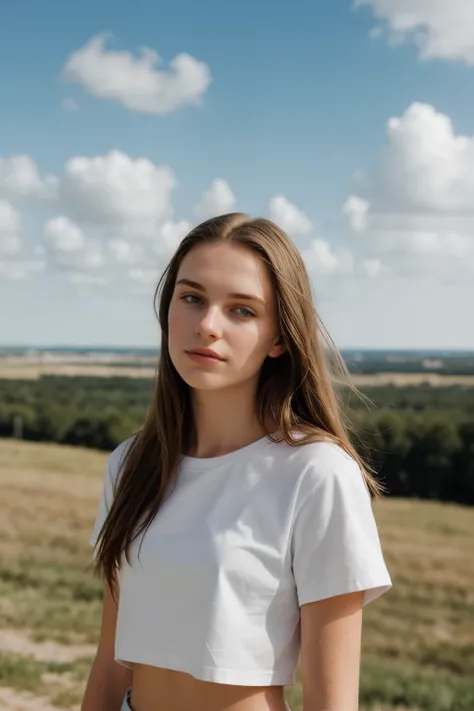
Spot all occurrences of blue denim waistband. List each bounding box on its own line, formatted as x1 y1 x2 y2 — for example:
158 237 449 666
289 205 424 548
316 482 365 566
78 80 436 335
121 687 133 711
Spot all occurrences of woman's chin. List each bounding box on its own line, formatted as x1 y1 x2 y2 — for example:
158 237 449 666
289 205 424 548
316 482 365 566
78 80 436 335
179 370 232 391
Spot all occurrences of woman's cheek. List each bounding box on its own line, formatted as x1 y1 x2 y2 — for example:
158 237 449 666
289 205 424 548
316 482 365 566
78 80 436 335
167 310 182 352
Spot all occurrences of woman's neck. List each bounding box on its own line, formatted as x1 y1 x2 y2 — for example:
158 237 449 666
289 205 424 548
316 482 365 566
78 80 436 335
187 383 271 459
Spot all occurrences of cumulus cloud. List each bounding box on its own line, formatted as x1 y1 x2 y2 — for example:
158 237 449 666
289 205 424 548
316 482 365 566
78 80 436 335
342 195 370 232
59 150 176 230
38 161 195 290
64 240 106 273
355 1 474 64
44 216 84 252
108 238 144 265
41 212 186 290
62 34 212 114
372 228 473 260
268 195 312 236
68 272 107 286
0 155 57 200
126 265 163 295
194 179 236 219
0 200 21 254
43 216 106 278
361 258 385 277
380 102 474 211
0 260 45 280
128 266 160 284
371 102 474 215
86 219 190 291
301 239 354 276
156 219 191 254
342 102 474 279
0 201 46 279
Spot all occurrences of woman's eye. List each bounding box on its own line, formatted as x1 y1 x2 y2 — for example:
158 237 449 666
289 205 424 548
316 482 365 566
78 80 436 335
182 294 202 304
235 307 255 318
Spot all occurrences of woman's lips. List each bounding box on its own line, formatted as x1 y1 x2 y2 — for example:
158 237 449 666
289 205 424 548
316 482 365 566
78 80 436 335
186 350 225 364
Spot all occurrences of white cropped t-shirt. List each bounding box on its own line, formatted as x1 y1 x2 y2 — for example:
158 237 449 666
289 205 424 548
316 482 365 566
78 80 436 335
89 434 392 686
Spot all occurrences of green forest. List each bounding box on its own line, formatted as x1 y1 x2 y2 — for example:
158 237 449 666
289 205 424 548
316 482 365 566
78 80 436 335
1 375 473 505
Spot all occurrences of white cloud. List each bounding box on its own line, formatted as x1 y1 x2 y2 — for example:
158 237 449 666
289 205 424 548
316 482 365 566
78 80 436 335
156 219 191 254
342 195 370 232
62 34 212 115
0 260 45 280
62 97 79 112
0 235 21 255
127 266 162 295
411 231 471 258
268 195 312 235
342 102 474 280
302 239 354 276
376 102 474 216
80 244 106 271
361 258 385 277
59 150 176 229
0 155 57 200
108 238 144 265
63 240 106 274
44 216 84 252
371 228 473 260
68 272 107 286
194 179 236 219
43 216 106 278
380 102 474 211
0 201 46 279
0 201 21 254
355 1 474 65
128 267 159 283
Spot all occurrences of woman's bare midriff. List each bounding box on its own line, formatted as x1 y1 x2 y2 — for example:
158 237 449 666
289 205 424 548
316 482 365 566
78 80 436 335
129 663 290 711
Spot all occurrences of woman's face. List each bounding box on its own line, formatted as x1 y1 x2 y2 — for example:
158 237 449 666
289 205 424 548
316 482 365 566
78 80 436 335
168 242 284 392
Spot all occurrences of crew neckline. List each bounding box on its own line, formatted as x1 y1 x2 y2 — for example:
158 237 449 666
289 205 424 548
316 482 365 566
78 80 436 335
181 432 278 470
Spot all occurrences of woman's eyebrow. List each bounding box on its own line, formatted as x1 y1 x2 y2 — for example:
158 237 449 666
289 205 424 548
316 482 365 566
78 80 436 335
176 278 265 305
176 278 205 290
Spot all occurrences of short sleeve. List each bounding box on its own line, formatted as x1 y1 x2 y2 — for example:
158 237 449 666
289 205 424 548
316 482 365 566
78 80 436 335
291 453 392 607
89 454 115 549
89 436 136 549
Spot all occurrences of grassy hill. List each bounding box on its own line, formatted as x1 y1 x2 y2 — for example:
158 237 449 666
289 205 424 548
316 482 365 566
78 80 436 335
0 438 473 711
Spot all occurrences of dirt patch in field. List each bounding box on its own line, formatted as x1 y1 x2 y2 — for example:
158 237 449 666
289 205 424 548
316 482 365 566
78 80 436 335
0 631 91 710
0 630 95 663
0 686 77 711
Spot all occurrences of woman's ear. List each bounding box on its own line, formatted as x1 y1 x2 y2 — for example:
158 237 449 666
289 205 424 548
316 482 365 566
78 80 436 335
268 338 285 359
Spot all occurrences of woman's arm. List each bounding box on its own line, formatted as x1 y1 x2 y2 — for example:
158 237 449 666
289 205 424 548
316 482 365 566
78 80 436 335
81 579 132 711
300 590 364 711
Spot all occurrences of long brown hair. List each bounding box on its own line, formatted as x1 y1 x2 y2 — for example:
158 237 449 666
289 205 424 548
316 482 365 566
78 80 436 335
92 213 383 596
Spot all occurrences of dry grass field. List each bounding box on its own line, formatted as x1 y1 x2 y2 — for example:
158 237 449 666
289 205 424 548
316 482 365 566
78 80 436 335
0 438 473 711
1 360 474 388
0 363 157 380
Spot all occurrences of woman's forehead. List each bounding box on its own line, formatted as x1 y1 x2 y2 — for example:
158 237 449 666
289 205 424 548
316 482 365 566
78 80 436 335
176 242 273 298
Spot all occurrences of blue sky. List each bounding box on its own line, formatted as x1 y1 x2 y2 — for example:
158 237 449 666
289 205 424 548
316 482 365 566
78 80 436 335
1 0 474 349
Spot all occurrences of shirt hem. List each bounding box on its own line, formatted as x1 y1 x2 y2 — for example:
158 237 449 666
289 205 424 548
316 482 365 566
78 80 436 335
297 575 392 607
115 651 295 686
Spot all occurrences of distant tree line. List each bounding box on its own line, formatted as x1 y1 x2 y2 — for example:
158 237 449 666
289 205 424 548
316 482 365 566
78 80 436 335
343 353 474 376
0 376 473 505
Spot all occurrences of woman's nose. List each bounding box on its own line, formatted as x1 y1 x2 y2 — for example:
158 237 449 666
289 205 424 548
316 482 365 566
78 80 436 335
196 306 222 339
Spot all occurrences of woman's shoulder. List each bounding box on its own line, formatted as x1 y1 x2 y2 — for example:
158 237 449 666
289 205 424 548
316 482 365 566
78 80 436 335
272 435 365 496
274 435 357 469
107 433 138 480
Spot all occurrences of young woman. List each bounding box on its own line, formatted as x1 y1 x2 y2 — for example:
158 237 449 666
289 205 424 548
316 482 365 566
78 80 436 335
82 213 392 711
